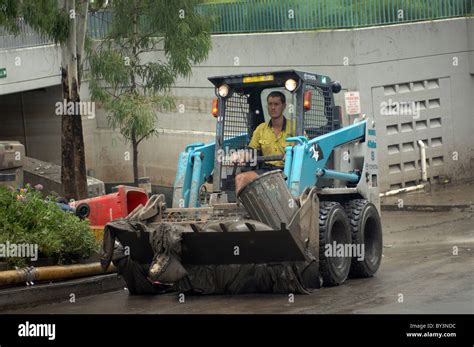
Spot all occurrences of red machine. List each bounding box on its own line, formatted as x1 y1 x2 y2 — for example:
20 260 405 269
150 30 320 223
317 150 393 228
70 185 148 226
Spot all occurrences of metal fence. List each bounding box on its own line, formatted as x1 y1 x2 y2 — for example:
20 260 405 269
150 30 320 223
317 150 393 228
0 20 53 50
1 0 473 49
197 0 473 33
0 11 112 49
87 10 113 40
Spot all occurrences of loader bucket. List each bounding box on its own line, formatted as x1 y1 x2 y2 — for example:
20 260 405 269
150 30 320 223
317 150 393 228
107 219 307 266
181 170 308 265
181 222 306 265
102 173 321 294
106 172 310 269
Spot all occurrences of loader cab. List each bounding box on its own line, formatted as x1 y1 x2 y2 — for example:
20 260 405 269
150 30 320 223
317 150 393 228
208 70 342 201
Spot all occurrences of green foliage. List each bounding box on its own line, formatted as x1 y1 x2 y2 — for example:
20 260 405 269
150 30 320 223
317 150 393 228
88 0 212 147
0 0 21 33
22 0 69 43
0 0 69 43
0 186 98 267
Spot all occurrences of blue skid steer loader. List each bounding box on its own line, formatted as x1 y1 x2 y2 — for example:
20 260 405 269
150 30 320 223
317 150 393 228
103 70 383 294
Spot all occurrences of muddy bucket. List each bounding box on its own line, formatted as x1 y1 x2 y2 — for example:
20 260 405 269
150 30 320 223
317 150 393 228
237 170 298 230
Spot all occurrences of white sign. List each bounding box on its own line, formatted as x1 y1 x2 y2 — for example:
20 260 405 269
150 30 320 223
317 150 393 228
345 91 361 115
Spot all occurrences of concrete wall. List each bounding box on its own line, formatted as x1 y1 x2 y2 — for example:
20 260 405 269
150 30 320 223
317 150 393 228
0 45 62 164
84 17 473 191
1 17 473 192
0 85 62 164
0 45 61 95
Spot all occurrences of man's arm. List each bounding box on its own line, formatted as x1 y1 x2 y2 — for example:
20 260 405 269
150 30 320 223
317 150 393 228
248 125 261 150
231 125 262 164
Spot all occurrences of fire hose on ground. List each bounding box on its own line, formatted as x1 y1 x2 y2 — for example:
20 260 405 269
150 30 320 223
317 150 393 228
0 262 116 287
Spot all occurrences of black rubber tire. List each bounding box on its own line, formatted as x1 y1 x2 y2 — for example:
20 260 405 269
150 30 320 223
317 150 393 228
319 201 352 287
345 199 383 278
75 203 90 219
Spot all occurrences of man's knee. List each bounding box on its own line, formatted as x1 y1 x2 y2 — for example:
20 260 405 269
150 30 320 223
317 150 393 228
240 171 258 183
236 172 243 185
236 171 258 192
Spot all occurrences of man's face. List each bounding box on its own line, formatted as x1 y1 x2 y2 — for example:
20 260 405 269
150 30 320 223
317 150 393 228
267 96 285 119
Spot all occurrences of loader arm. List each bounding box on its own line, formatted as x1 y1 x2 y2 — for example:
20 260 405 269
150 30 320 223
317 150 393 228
285 120 367 197
172 142 215 208
172 134 249 208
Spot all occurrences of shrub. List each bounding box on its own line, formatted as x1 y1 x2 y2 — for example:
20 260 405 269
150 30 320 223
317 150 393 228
0 186 99 267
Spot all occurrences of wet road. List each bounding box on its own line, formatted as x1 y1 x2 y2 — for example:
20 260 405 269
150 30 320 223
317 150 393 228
5 209 474 314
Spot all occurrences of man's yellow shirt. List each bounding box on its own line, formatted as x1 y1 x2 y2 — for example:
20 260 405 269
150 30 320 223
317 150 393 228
248 117 296 167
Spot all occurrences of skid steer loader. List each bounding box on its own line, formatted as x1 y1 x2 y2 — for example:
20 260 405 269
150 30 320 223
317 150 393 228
103 70 383 293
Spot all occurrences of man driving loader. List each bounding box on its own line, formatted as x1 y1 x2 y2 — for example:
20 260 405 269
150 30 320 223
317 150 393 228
234 91 293 193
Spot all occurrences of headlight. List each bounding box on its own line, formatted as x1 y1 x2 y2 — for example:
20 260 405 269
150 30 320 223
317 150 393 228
285 79 297 92
218 84 229 97
331 81 342 93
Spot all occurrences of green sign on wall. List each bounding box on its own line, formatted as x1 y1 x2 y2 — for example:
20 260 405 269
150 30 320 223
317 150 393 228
0 68 6 78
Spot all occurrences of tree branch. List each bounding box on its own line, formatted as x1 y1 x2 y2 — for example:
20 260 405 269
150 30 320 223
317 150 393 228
136 129 156 145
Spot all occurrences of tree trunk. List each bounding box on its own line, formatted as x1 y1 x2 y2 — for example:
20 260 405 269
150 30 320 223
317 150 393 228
131 0 139 187
60 0 77 200
73 0 89 200
131 132 139 186
60 68 77 200
60 0 88 200
130 110 140 187
72 107 88 199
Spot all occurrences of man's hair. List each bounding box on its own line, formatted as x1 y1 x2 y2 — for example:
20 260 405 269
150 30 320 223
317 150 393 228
267 91 286 104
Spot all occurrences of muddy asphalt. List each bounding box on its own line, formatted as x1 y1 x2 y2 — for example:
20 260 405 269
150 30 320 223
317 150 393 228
4 207 473 314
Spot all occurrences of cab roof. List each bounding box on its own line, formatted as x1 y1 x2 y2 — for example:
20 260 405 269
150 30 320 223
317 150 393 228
208 69 331 88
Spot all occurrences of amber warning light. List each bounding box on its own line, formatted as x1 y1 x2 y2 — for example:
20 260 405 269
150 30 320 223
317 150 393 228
212 98 219 117
304 91 312 110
